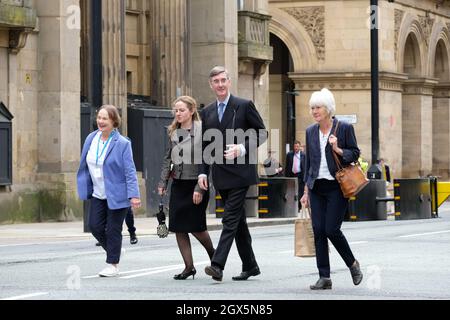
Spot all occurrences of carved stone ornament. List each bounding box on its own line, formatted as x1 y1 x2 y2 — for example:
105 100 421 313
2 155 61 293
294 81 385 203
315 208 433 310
281 6 325 61
9 29 31 54
418 15 435 47
394 9 404 61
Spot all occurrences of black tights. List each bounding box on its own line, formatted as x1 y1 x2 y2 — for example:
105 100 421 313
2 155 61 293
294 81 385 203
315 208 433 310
176 231 215 272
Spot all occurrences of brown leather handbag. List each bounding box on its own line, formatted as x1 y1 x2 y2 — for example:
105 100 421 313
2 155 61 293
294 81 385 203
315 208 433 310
331 122 369 198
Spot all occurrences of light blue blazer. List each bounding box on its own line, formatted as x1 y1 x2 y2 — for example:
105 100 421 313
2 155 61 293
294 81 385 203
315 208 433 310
77 130 140 210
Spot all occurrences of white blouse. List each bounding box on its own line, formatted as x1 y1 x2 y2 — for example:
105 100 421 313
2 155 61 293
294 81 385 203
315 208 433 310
317 129 335 180
86 131 112 200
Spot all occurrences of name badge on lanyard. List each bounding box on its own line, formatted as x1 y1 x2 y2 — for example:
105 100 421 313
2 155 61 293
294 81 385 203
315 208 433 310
96 131 115 167
93 167 102 179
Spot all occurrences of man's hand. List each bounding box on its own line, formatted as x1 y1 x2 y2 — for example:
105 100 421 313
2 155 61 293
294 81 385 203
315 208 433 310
198 176 208 191
224 144 241 160
193 192 203 205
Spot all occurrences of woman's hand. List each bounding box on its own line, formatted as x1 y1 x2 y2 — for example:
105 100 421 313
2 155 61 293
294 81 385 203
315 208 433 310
300 193 310 208
328 134 343 155
158 187 166 196
130 198 141 209
193 191 203 205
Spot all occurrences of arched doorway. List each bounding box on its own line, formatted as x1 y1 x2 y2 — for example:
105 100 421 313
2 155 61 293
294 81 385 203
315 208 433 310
432 39 450 179
269 33 294 165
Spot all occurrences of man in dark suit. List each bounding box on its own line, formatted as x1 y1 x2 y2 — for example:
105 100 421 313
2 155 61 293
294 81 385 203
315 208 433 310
285 141 306 211
198 66 267 282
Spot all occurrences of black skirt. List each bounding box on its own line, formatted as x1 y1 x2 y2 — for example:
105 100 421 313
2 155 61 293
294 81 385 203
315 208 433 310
169 179 209 233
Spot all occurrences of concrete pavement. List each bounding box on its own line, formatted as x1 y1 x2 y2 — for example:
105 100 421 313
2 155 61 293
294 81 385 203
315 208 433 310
0 214 299 245
2 201 448 245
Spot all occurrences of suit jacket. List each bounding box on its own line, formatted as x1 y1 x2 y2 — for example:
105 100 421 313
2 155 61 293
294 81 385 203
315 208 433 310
77 130 140 210
304 118 360 190
285 151 305 181
158 121 204 193
200 95 267 190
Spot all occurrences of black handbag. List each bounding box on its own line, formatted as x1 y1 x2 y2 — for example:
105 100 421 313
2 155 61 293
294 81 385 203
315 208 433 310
156 197 169 238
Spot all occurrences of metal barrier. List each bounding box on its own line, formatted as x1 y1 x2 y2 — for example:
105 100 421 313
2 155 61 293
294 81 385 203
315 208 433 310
214 177 298 218
346 179 387 221
258 177 298 218
393 178 435 220
436 181 450 210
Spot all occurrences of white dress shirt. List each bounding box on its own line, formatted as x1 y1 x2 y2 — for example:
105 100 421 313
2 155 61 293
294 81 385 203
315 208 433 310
86 131 112 199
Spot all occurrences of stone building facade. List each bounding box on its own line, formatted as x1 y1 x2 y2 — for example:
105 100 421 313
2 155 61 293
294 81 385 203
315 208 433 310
1 0 450 223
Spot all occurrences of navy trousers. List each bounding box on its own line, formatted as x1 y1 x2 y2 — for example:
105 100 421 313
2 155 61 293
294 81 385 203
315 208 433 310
89 198 128 264
212 186 258 271
309 179 356 278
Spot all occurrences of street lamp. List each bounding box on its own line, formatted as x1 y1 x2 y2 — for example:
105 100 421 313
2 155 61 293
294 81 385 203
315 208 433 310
368 0 381 178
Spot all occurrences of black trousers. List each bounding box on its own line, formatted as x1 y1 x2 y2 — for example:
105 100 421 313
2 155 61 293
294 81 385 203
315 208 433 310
125 207 136 234
309 179 356 278
89 198 128 264
212 186 258 271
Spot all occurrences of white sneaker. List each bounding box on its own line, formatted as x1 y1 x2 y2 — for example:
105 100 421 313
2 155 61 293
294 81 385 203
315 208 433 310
98 265 119 277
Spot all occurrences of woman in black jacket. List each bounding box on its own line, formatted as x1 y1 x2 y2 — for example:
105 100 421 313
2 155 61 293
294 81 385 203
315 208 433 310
158 96 215 280
300 88 363 290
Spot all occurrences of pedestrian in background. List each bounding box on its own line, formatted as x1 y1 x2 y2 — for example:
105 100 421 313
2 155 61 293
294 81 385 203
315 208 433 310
262 150 283 177
77 105 141 277
301 88 363 290
95 207 138 246
378 158 391 184
158 95 215 280
199 66 267 282
285 140 306 211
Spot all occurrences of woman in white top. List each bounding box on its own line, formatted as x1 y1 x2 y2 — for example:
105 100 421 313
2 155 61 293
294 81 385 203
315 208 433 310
300 88 363 290
77 105 141 277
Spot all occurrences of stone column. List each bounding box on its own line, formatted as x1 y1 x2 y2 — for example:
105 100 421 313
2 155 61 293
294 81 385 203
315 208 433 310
433 84 450 180
191 0 238 106
35 0 82 221
402 78 438 178
150 0 191 107
102 0 127 131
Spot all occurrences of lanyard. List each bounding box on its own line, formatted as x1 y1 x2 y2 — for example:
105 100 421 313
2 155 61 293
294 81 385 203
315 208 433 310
96 131 114 165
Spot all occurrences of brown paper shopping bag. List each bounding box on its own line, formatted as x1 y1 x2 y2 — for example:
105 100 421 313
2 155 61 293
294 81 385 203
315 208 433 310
294 208 316 257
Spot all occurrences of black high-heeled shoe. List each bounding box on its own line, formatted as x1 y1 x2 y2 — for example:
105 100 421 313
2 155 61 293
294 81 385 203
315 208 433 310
173 268 196 280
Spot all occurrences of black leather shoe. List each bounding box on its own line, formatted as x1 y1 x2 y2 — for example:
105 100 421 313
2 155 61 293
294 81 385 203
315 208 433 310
130 232 138 245
232 266 261 281
174 268 196 280
350 260 363 285
205 265 223 282
310 278 332 290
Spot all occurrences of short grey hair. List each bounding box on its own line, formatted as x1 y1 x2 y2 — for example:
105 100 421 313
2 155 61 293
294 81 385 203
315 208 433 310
209 66 230 80
309 88 336 116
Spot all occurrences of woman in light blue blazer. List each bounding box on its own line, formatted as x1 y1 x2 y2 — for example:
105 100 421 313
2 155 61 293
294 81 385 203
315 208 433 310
77 105 141 277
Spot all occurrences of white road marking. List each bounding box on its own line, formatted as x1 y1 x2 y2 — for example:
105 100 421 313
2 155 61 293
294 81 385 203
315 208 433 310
122 261 209 279
1 292 49 300
398 230 450 238
82 261 210 279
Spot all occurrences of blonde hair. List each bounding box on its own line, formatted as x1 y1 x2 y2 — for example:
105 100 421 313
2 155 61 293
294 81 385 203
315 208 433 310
167 96 200 137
